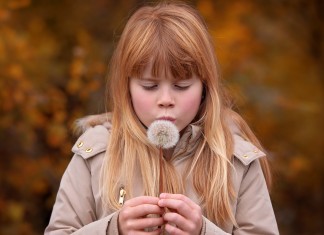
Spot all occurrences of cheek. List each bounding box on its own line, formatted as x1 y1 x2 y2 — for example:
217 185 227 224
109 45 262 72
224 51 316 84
182 97 201 113
132 96 149 112
131 91 153 116
181 90 202 113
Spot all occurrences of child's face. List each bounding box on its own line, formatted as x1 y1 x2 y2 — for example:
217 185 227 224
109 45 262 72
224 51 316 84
129 62 203 133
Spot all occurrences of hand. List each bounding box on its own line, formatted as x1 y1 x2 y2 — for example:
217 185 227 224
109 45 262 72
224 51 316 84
118 196 165 235
158 193 203 235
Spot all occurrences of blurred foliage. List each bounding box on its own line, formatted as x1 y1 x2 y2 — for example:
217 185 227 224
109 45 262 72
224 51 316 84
0 0 323 234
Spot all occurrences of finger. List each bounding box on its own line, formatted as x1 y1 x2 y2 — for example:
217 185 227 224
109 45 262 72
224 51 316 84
121 204 164 219
159 194 202 218
164 213 201 235
163 211 188 231
127 229 162 235
124 196 160 207
158 198 192 216
160 193 197 209
164 222 183 235
125 216 165 230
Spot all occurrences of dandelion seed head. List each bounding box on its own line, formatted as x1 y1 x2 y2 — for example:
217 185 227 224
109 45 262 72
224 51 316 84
147 120 179 149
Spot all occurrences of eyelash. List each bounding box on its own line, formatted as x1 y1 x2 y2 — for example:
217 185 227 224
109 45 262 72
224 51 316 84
174 85 190 90
142 85 158 90
142 85 190 91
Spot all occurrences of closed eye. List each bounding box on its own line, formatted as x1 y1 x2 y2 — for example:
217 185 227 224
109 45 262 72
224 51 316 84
174 84 190 90
142 84 158 90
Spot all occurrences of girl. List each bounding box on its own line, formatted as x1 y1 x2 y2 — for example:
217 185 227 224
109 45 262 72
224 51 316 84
45 2 279 235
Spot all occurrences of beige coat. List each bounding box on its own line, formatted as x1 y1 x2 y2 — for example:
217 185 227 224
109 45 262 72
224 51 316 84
45 115 279 235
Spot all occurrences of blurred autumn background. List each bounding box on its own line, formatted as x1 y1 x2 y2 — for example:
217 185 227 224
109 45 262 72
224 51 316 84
0 0 323 234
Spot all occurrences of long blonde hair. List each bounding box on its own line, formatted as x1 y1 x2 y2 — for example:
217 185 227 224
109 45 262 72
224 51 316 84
101 1 272 227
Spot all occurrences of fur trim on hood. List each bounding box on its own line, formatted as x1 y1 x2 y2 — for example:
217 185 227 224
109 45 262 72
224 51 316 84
74 113 112 135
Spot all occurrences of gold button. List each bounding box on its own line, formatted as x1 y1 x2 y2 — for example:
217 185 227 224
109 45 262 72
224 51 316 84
85 148 93 153
77 141 84 148
253 149 259 153
243 155 249 158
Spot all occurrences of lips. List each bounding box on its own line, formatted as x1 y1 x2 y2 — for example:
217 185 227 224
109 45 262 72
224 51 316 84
158 116 176 122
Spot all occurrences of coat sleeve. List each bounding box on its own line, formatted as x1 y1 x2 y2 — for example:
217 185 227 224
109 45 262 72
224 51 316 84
233 159 279 235
44 154 120 235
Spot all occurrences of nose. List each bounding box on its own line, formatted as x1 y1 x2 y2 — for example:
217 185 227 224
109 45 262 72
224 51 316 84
158 87 175 108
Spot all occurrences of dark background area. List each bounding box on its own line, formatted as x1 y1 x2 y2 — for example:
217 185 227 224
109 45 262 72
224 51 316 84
0 0 323 234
